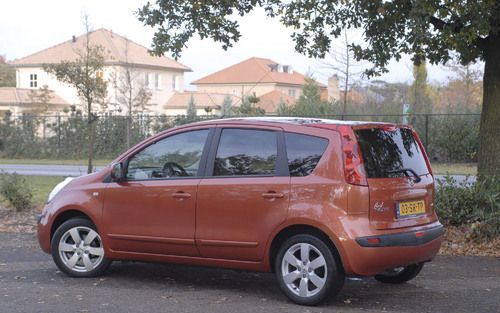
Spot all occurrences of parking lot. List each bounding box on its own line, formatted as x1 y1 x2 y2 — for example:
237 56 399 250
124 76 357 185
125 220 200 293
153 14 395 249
0 232 498 313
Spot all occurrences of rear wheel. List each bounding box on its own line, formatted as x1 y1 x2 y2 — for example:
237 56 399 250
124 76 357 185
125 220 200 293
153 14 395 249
51 217 111 277
374 263 424 284
275 234 344 306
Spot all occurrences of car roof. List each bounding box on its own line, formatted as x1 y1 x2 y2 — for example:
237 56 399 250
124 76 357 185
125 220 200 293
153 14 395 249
182 116 392 128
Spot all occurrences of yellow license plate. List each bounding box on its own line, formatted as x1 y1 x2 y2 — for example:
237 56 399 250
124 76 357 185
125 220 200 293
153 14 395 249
397 200 426 218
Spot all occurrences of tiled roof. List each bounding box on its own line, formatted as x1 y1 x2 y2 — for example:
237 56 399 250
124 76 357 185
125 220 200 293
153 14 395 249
10 28 191 71
192 57 323 86
257 90 296 113
164 92 240 110
0 87 68 106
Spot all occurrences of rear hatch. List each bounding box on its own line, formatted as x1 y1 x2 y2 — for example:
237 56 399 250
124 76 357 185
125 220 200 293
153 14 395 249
354 125 436 230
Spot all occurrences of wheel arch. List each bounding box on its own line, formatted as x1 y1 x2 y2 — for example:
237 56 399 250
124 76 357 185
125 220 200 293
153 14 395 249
50 209 93 241
268 224 345 274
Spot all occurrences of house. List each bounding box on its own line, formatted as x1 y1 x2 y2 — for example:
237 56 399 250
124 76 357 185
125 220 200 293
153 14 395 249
165 91 240 116
9 28 191 115
0 87 68 116
191 57 329 113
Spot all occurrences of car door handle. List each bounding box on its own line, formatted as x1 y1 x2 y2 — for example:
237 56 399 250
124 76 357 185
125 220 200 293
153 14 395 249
171 192 191 199
261 192 284 199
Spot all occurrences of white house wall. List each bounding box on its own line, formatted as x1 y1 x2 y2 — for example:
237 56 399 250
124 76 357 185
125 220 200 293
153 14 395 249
16 66 186 115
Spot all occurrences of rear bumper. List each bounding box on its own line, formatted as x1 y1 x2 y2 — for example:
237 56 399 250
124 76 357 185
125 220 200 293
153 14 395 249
340 222 444 276
356 224 444 247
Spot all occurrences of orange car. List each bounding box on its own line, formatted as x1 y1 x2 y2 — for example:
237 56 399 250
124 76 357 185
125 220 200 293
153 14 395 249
38 117 443 305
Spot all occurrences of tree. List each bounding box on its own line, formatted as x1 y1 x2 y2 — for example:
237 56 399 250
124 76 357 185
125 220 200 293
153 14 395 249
276 96 290 115
44 17 107 174
436 61 483 111
237 93 265 115
320 30 364 115
137 0 500 179
291 77 336 116
186 95 197 119
0 55 15 87
221 95 233 117
408 61 432 114
113 38 152 148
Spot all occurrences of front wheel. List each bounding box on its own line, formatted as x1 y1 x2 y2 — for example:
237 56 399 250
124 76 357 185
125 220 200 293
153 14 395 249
275 234 344 306
374 263 424 284
51 217 111 277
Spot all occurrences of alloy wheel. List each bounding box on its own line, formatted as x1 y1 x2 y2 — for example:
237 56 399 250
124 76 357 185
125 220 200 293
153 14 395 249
58 226 105 273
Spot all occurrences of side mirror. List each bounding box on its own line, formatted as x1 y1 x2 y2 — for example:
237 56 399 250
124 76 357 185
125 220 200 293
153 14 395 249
110 162 124 181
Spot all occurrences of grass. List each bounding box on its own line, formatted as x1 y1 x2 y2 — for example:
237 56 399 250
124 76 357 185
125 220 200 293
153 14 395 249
431 163 477 176
26 175 67 205
0 175 66 206
0 159 111 166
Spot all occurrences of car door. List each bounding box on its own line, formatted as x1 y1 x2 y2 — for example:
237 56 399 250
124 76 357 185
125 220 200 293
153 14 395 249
195 126 290 262
102 128 213 257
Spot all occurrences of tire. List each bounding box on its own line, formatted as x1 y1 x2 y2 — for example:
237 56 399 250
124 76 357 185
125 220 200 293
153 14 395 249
275 234 345 306
51 217 111 277
374 263 424 284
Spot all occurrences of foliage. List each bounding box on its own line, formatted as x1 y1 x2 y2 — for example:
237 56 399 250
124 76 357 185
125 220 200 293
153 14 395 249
408 61 432 114
186 95 197 119
288 77 339 116
428 114 479 163
136 0 500 179
28 85 55 113
43 18 107 174
221 95 233 117
436 175 500 241
276 97 290 115
320 30 364 114
0 55 15 87
238 94 265 115
0 173 33 211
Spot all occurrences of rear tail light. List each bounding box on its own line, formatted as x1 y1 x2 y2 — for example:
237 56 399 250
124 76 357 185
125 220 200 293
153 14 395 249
337 125 368 186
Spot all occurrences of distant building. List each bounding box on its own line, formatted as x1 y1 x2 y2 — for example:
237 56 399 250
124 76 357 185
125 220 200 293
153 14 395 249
191 57 331 113
8 28 191 115
165 91 240 115
0 87 67 116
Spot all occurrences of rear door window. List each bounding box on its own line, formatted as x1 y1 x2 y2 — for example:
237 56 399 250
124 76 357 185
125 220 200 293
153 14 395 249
355 127 429 178
285 133 328 176
214 129 277 176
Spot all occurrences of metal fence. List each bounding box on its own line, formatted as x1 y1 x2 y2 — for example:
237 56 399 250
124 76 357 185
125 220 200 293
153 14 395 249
0 113 481 162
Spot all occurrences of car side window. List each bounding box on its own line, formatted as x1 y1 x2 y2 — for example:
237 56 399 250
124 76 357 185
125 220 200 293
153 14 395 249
126 129 209 180
214 129 277 176
285 132 328 177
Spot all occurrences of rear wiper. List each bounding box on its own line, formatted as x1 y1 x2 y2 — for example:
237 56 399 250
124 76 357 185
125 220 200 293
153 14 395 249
387 168 422 183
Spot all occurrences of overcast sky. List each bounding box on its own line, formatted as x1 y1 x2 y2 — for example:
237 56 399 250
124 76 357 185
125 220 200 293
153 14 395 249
1 0 457 90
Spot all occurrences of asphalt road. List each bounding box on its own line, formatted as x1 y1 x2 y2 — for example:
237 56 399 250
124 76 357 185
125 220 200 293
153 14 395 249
0 164 105 177
0 232 498 313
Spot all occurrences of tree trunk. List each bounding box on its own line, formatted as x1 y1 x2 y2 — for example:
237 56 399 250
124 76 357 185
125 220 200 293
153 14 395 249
86 115 96 174
478 35 500 179
126 116 132 149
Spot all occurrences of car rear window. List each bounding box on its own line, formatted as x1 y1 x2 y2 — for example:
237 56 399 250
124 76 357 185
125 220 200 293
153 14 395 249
285 133 328 177
355 127 429 178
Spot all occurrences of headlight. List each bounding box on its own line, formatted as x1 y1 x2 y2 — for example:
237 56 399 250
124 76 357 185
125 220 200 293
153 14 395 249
47 177 74 203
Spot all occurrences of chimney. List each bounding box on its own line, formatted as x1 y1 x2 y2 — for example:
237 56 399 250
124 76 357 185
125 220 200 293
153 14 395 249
72 35 76 43
328 75 340 102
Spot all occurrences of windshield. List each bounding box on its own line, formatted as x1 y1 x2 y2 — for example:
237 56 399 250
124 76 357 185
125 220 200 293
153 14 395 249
355 127 429 178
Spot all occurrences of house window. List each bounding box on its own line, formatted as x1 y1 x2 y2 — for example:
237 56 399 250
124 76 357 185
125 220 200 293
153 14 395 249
288 89 296 97
172 75 179 91
154 73 160 90
29 74 38 88
96 71 104 79
144 72 151 89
